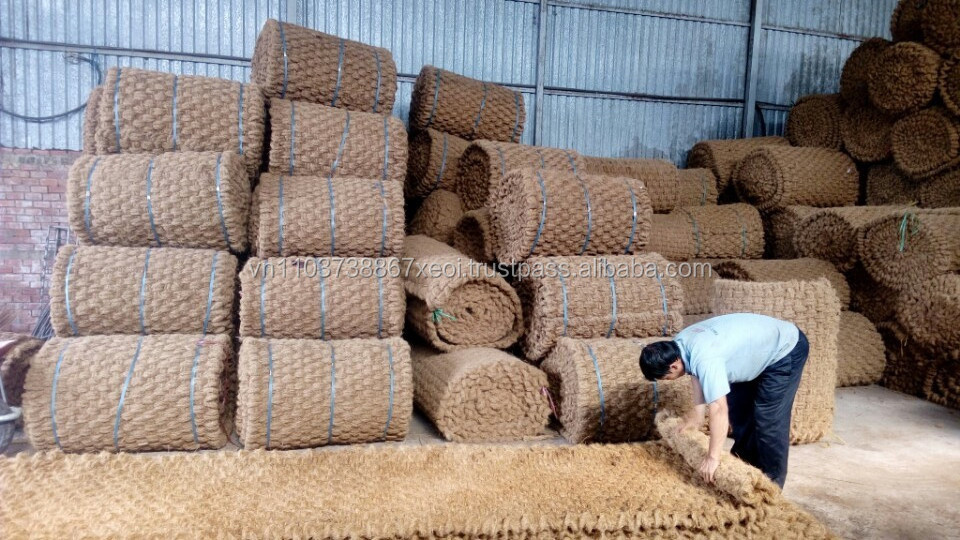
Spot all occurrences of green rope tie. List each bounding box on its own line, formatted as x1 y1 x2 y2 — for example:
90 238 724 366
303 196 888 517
432 308 457 323
897 210 920 253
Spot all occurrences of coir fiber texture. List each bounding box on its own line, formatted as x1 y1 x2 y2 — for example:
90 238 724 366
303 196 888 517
451 207 499 263
867 42 941 115
896 273 960 353
81 86 101 154
575 158 687 213
713 278 841 444
793 206 903 272
267 98 407 181
891 107 960 178
646 203 764 261
409 65 525 143
93 67 265 176
491 168 653 262
405 128 471 198
918 167 960 208
516 254 684 362
734 146 858 211
67 152 249 252
682 312 717 326
407 189 464 244
686 136 789 195
403 236 523 351
250 173 404 258
762 205 817 259
0 333 43 408
0 443 833 539
890 0 925 41
878 321 942 397
714 258 850 309
847 263 900 323
237 337 411 450
238 256 405 340
920 0 960 54
840 38 891 105
674 259 719 315
677 168 720 207
865 163 921 205
927 360 960 409
941 54 960 117
251 19 396 112
841 102 895 163
786 94 844 150
541 337 691 443
455 140 583 210
50 245 236 337
23 334 231 452
857 208 960 290
836 311 886 387
411 346 550 442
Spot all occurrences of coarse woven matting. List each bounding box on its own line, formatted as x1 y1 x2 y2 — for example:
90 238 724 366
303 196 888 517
81 85 101 154
927 359 960 409
714 279 841 444
238 256 405 340
867 42 941 116
673 259 719 315
516 254 684 362
411 346 550 442
577 157 718 212
794 206 904 273
918 167 960 208
686 136 789 195
0 442 834 539
677 168 720 207
786 94 843 150
451 207 499 263
236 337 411 450
49 246 236 337
455 140 583 210
840 102 895 163
409 65 526 143
541 337 691 444
919 0 960 54
0 333 43 408
890 0 924 42
857 208 960 290
491 168 653 263
734 146 858 211
836 311 886 387
847 263 900 324
941 54 960 117
406 128 471 198
646 203 764 261
22 334 231 453
251 19 396 112
267 98 407 181
896 273 960 353
762 205 817 259
865 163 920 206
840 38 891 105
891 107 960 178
250 173 404 258
92 67 265 176
67 152 249 252
682 312 717 326
403 236 523 351
714 258 851 310
408 189 464 244
877 321 942 397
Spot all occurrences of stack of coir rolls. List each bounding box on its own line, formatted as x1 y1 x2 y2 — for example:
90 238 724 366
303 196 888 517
238 20 412 450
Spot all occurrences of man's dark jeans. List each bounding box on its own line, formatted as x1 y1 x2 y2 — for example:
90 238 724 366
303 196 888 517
727 331 809 488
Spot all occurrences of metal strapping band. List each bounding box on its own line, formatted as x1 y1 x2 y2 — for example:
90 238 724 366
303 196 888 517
318 257 327 339
288 102 297 173
113 68 122 150
145 159 160 245
138 248 151 334
277 175 285 256
259 269 267 337
426 69 442 127
535 148 546 168
653 269 669 336
376 180 388 257
265 341 275 448
213 154 232 249
733 207 747 258
565 151 579 174
171 75 179 149
680 208 702 258
559 274 569 336
585 344 606 437
83 158 100 244
237 84 244 154
327 342 337 443
510 92 522 143
330 112 351 176
278 21 289 98
376 271 384 338
189 253 219 444
372 50 383 112
327 113 351 256
331 38 345 107
202 252 219 334
64 250 79 336
114 336 144 451
50 342 70 450
382 343 395 440
431 133 449 192
497 148 506 178
606 263 618 338
576 175 593 255
623 181 638 254
527 171 548 258
471 83 488 138
699 171 708 205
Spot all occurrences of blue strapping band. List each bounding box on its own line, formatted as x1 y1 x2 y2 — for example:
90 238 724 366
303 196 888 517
171 75 179 150
653 269 669 336
189 252 218 444
112 68 122 151
201 252 219 335
623 181 638 254
50 342 70 450
680 209 702 258
64 250 79 336
265 341 275 449
576 175 593 255
471 83 488 138
699 172 708 205
376 180 388 257
138 248 151 334
288 102 296 173
213 154 232 249
278 21 289 98
83 158 100 244
376 272 384 338
327 112 351 256
585 344 606 438
431 133 449 193
327 342 337 443
527 171 548 258
259 269 267 337
606 263 618 338
331 38 345 107
372 50 383 113
535 148 546 168
565 151 579 174
237 84 244 155
114 336 144 451
145 159 160 246
511 92 522 143
559 274 569 336
425 69 442 128
318 257 327 339
330 112 351 177
382 343 395 440
497 148 507 178
277 175 285 256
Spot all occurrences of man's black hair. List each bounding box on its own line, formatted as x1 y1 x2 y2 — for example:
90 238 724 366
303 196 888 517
639 340 682 381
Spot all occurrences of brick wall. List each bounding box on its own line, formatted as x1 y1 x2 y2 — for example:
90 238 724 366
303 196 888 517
0 148 79 334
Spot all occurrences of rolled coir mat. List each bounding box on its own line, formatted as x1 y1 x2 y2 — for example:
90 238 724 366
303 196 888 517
411 346 550 442
236 337 411 450
250 173 403 258
540 337 691 443
67 152 249 252
839 38 890 105
409 65 525 143
81 85 102 154
93 67 265 176
714 278 841 444
407 189 464 244
238 256 405 340
23 334 231 452
847 263 900 323
491 168 652 262
919 0 960 54
836 311 886 387
714 258 851 309
402 235 523 351
897 273 960 352
877 321 942 397
865 163 920 205
793 206 903 272
516 254 684 362
673 259 719 316
890 0 925 42
940 55 960 117
927 361 960 408
840 102 894 163
251 19 396 113
405 128 471 198
0 333 43 408
677 168 719 207
686 136 789 195
574 158 679 212
682 312 716 326
891 107 960 178
50 246 237 337
857 208 960 289
455 140 583 210
762 205 817 259
785 94 843 150
267 98 407 181
918 167 960 208
646 203 764 261
867 42 941 116
451 207 499 263
734 146 858 211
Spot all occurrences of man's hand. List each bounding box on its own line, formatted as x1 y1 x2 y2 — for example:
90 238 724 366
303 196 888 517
699 455 720 484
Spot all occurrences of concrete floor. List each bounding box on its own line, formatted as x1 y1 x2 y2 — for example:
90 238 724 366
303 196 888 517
5 385 960 539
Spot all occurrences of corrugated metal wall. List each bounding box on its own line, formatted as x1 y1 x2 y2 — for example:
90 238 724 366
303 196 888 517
1 0 896 163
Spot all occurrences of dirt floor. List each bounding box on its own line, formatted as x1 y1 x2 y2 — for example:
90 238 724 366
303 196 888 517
6 385 960 539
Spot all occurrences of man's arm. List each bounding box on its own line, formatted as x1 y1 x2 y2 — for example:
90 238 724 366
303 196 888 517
700 396 729 483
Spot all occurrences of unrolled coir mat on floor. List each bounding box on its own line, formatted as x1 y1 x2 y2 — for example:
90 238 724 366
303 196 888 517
0 444 832 538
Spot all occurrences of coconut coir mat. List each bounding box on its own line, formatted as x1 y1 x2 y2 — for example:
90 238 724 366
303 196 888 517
406 128 471 198
786 93 843 150
407 189 464 244
0 443 833 539
836 311 886 388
